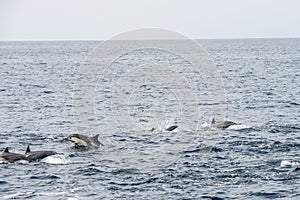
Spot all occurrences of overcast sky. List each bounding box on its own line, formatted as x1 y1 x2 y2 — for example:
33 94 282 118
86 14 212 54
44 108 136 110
0 0 299 41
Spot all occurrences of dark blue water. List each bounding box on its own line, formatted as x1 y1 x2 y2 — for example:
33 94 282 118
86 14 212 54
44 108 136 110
0 39 299 199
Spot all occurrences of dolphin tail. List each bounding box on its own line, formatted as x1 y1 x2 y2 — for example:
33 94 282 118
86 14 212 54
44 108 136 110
91 134 104 146
26 145 31 153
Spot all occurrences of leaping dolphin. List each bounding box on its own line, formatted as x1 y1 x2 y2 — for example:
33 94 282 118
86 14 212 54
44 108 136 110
25 145 57 162
165 125 178 131
0 147 26 163
150 125 178 132
210 118 238 129
67 134 103 148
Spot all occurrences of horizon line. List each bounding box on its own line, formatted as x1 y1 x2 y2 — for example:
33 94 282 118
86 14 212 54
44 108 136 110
0 36 299 42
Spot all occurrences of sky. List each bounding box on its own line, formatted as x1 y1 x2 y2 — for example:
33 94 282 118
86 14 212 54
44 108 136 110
0 0 299 41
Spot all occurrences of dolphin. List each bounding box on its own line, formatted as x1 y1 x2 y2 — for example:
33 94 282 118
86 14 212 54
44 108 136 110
165 125 178 131
25 145 57 162
67 134 103 148
0 147 26 163
150 125 178 132
210 118 238 129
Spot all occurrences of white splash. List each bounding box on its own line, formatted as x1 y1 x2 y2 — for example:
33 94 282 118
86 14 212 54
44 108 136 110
201 122 211 129
2 193 21 199
41 154 70 164
280 160 300 168
226 124 252 130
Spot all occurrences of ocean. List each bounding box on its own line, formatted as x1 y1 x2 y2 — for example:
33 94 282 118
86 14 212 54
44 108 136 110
0 39 299 199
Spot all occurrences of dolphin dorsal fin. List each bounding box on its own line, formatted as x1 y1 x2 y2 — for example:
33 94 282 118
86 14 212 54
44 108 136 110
26 145 31 153
4 147 9 153
91 134 103 146
211 118 215 124
91 134 100 142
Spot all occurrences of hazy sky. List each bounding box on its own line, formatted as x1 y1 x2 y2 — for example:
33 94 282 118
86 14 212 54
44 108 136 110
0 0 299 41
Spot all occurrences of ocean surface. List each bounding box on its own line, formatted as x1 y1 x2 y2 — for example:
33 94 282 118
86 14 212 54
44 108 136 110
0 39 299 199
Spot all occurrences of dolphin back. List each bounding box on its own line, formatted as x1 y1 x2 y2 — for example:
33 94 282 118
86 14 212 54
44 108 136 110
212 120 238 129
1 147 26 163
25 150 56 162
25 145 56 162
